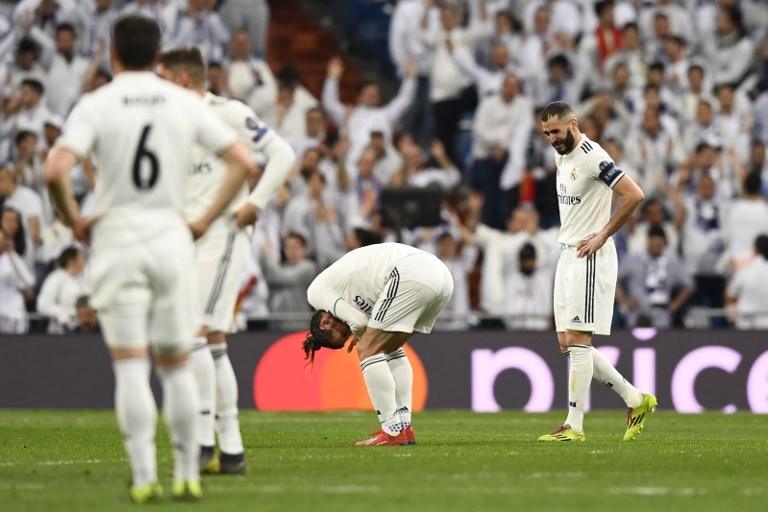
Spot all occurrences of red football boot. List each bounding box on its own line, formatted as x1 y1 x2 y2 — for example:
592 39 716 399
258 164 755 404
404 425 416 445
355 429 408 447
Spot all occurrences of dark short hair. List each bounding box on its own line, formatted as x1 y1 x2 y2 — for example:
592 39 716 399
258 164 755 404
594 0 614 16
58 246 81 268
688 63 704 75
208 60 223 70
285 231 307 247
55 22 76 37
353 228 383 247
75 295 90 309
744 171 762 195
20 78 44 95
113 15 161 70
540 101 573 122
519 242 537 261
160 47 206 87
755 234 768 260
15 130 37 147
648 224 667 241
622 21 639 32
302 310 337 363
17 37 40 55
648 61 665 73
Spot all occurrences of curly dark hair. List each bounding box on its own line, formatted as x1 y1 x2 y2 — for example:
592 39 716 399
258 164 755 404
302 310 340 363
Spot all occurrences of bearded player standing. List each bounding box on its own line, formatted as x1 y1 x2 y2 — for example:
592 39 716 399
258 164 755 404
538 101 657 442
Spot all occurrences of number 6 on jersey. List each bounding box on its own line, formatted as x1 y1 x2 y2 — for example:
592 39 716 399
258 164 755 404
132 124 160 190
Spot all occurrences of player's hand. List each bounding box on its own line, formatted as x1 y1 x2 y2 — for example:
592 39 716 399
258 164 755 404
576 232 606 258
346 334 359 353
72 217 95 246
235 203 260 228
188 218 210 241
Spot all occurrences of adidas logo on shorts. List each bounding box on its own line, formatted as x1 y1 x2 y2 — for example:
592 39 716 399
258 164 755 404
572 316 581 323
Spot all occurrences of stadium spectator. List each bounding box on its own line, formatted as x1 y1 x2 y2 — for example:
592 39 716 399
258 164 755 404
72 295 99 333
430 229 477 331
420 0 491 164
267 67 319 140
258 232 317 329
617 225 693 328
218 0 270 57
389 0 436 147
470 73 532 229
33 22 89 117
8 79 52 142
36 245 87 333
282 168 345 270
723 172 768 268
0 169 43 271
227 31 276 120
704 4 755 86
391 138 460 190
726 234 768 329
626 197 679 256
165 0 230 63
322 56 416 175
448 39 514 98
504 242 553 331
0 227 34 334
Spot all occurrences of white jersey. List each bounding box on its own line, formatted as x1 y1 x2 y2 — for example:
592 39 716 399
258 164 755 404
56 72 237 247
307 243 427 333
554 136 625 246
184 93 273 222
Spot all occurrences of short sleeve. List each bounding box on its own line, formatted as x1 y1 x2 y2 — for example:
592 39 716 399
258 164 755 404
191 99 238 155
56 97 97 159
586 149 625 188
231 102 273 153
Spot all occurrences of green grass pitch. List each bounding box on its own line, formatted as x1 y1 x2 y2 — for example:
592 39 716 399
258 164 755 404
1 410 766 511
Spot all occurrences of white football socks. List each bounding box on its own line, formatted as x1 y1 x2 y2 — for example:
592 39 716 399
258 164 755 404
564 345 593 433
591 346 643 408
386 348 413 428
158 364 199 484
113 358 157 488
360 354 401 436
210 344 244 455
189 338 216 448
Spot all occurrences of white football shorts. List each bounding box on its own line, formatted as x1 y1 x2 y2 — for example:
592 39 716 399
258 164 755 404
194 221 250 333
87 221 198 354
553 238 618 336
368 251 454 334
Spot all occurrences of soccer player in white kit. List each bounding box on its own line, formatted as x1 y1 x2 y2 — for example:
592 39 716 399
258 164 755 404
43 16 254 502
537 102 657 442
304 243 454 446
157 47 295 474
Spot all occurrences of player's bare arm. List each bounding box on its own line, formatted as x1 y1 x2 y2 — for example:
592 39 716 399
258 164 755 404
44 147 93 244
577 174 644 258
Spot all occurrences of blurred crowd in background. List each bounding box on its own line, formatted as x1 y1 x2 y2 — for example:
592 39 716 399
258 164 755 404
1 0 768 334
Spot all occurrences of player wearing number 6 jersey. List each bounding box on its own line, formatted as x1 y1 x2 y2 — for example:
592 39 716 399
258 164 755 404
157 47 296 475
43 16 254 502
538 102 657 443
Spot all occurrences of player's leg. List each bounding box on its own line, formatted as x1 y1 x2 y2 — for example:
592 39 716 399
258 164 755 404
189 326 217 473
149 229 202 499
190 229 232 470
355 328 411 445
386 347 414 442
205 230 249 470
592 241 655 440
540 248 591 441
90 250 161 502
208 331 246 473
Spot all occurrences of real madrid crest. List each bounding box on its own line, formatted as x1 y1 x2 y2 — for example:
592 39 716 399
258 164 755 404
570 167 577 181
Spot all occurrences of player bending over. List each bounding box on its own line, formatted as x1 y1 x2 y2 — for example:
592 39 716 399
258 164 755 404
537 101 657 442
304 243 454 446
158 48 295 475
44 16 254 502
